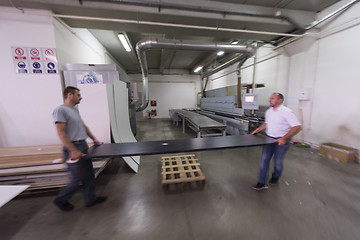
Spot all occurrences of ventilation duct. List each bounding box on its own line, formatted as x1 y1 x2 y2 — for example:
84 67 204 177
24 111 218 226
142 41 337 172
135 39 255 111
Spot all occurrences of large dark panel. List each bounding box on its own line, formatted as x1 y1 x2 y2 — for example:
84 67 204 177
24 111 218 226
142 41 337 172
85 134 275 159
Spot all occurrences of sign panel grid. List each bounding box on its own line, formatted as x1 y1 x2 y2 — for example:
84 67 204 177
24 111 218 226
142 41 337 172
11 47 58 74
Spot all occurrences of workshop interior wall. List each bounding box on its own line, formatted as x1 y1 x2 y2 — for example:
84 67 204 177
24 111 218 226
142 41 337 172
1 1 359 151
130 74 201 118
206 1 360 150
0 8 62 147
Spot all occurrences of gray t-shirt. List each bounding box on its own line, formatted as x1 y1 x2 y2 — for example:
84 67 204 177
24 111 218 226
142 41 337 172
53 104 88 141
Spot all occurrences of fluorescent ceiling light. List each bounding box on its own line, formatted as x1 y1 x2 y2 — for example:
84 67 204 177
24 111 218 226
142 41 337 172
231 40 239 44
217 51 224 56
194 66 203 73
118 33 131 52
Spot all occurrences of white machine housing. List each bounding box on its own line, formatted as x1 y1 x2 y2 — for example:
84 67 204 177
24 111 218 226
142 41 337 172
200 94 259 116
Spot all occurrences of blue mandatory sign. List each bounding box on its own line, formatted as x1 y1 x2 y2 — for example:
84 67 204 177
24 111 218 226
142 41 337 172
32 62 42 73
18 61 26 69
47 62 55 69
33 62 41 69
47 62 57 73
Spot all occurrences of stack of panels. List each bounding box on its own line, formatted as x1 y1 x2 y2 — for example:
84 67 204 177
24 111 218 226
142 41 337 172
0 145 110 194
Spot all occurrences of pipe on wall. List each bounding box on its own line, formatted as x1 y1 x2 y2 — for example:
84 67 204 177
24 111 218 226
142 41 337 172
135 39 255 111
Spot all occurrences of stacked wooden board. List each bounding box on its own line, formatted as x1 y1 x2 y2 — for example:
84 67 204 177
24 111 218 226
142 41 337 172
0 145 110 195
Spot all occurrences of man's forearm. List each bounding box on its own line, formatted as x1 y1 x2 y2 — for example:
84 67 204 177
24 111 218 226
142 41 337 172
55 123 78 152
252 123 267 134
84 125 96 140
55 123 85 160
58 131 78 152
281 125 302 140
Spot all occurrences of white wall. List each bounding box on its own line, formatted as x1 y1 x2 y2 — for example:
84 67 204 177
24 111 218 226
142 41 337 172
130 74 201 118
308 7 360 148
285 0 360 149
0 7 124 147
205 0 360 150
0 8 62 147
54 20 110 68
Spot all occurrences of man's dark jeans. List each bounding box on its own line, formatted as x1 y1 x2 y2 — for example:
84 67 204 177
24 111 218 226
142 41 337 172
55 141 96 206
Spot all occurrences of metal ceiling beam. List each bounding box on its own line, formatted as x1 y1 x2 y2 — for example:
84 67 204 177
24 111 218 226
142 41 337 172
83 0 303 29
3 1 309 39
305 0 359 30
159 49 167 75
50 13 303 38
202 53 250 78
167 51 177 70
274 0 360 46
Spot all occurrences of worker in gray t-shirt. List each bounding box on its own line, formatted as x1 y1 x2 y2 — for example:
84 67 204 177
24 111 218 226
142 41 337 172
52 86 107 211
53 104 88 143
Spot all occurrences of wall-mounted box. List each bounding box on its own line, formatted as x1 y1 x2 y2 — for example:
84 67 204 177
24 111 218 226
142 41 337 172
299 88 311 101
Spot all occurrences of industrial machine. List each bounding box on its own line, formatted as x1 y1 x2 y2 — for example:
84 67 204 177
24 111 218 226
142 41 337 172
197 93 262 135
170 90 264 136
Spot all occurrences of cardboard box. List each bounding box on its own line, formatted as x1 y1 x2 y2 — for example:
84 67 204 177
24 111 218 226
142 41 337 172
319 143 358 163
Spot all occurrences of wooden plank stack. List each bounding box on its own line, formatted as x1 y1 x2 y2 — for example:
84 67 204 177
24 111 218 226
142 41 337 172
161 154 205 190
0 145 110 195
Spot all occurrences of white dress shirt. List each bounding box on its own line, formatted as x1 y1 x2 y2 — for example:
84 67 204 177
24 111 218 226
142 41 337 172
265 105 301 138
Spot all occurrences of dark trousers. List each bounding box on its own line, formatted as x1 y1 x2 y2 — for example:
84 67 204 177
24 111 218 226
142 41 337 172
55 141 96 206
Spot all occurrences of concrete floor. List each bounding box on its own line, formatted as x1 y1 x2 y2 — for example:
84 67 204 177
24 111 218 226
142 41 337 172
1 118 360 240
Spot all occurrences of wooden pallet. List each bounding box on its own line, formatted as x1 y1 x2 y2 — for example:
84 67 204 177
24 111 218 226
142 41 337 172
161 154 205 190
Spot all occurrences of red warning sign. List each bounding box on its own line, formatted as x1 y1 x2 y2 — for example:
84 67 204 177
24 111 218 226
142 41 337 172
45 49 54 56
44 48 56 61
13 47 27 60
29 48 41 60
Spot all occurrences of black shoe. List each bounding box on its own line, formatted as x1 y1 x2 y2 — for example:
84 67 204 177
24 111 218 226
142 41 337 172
54 199 74 211
86 196 107 208
269 177 279 185
252 182 268 191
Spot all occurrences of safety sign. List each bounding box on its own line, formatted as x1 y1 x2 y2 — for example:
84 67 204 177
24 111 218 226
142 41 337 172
14 60 29 74
28 47 42 61
30 61 43 74
12 46 58 74
12 47 27 60
46 61 58 74
42 48 57 61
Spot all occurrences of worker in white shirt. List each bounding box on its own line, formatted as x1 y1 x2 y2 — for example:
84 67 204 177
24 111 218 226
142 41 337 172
251 93 302 190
